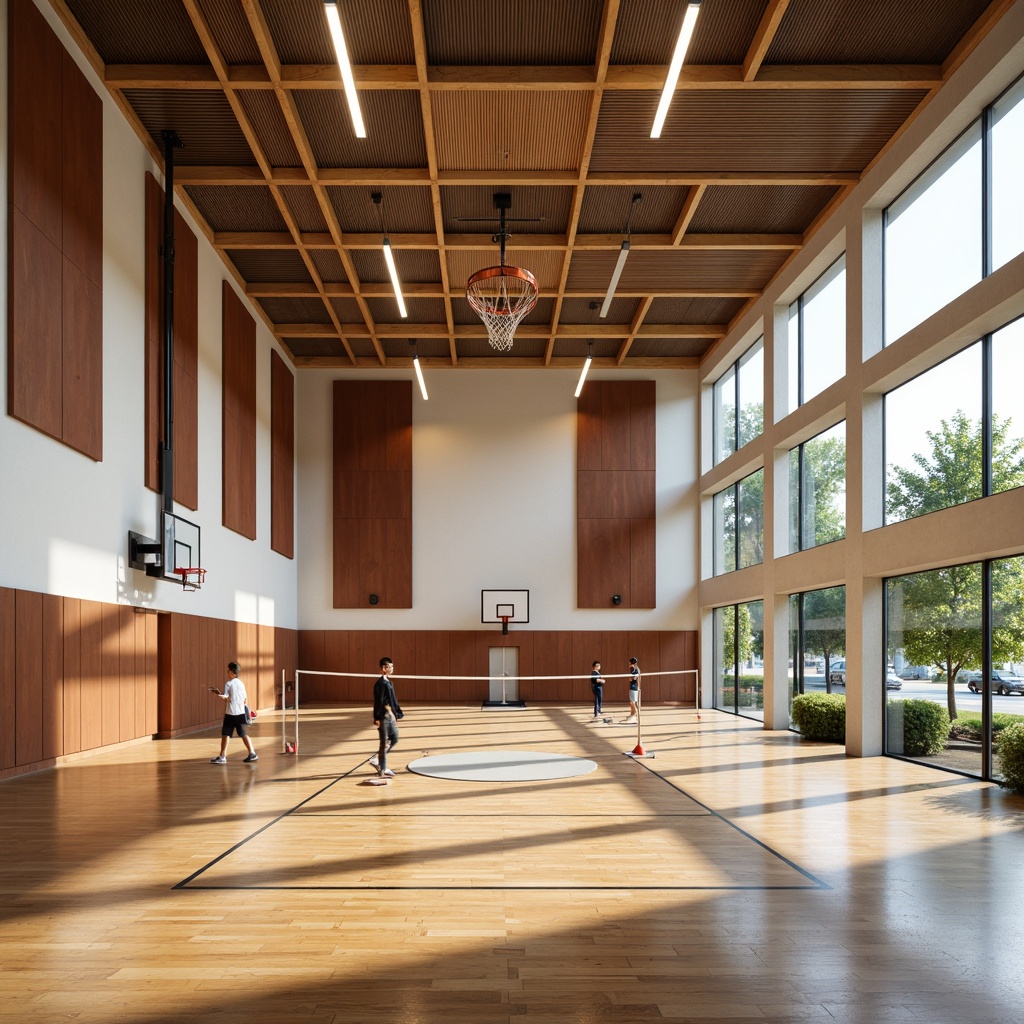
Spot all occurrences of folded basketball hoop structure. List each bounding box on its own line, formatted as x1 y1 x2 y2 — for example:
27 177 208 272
465 194 539 352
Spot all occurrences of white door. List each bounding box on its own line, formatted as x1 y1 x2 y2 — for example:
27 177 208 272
488 647 519 702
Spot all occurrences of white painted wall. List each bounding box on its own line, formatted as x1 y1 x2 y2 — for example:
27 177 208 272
0 0 298 628
297 368 699 630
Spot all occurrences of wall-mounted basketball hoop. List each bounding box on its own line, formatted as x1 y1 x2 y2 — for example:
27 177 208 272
173 567 207 591
465 194 539 353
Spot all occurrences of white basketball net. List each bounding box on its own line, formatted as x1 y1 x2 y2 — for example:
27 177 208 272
466 267 539 352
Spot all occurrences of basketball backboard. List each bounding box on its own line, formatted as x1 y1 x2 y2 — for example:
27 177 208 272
128 510 201 584
481 589 530 624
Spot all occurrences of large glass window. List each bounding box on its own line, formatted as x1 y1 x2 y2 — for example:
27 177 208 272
992 555 1024 784
884 125 982 344
991 317 1024 497
886 565 983 776
885 317 1024 525
789 422 846 552
712 337 763 465
788 587 846 723
990 76 1024 273
885 77 1024 344
714 601 764 722
787 256 845 413
885 345 982 524
713 469 763 575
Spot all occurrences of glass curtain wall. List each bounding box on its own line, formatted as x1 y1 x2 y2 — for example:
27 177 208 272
714 601 765 722
885 75 1024 344
788 587 846 723
990 75 1024 272
712 469 764 575
713 337 764 466
787 256 846 414
789 422 846 552
885 317 1024 526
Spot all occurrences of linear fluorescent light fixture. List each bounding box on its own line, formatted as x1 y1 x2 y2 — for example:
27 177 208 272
599 242 630 318
650 1 701 139
411 343 428 400
324 2 366 138
575 342 594 398
600 192 642 317
381 238 407 318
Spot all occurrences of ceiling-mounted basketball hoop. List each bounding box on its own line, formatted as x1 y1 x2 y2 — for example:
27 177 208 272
465 193 539 353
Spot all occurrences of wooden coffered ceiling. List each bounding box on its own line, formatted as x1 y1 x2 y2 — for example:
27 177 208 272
53 0 1010 371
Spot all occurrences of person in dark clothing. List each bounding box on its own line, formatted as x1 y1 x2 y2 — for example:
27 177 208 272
591 660 606 718
370 657 403 779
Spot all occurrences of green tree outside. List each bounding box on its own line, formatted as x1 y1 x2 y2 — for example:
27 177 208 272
887 412 1024 719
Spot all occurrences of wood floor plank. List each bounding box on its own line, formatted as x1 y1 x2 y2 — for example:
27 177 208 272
0 705 1023 1023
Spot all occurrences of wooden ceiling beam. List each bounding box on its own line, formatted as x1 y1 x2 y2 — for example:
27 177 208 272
104 61 942 92
545 0 622 367
293 355 702 369
219 230 801 252
407 0 457 366
174 166 859 188
742 0 793 82
248 282 756 300
275 322 723 340
180 0 358 366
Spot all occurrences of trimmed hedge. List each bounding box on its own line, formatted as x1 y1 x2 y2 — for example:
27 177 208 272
791 692 846 742
996 722 1024 792
898 699 950 756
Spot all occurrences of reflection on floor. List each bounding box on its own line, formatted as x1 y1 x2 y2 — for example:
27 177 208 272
1 704 1022 1023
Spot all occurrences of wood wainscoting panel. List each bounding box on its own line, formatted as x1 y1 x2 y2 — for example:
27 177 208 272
41 594 64 761
0 589 17 770
14 591 43 767
62 598 82 755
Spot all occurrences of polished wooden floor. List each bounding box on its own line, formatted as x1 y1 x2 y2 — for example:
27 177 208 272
1 703 1022 1024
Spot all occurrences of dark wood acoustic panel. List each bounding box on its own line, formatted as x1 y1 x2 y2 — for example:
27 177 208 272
61 258 102 459
6 0 102 459
577 381 656 608
222 282 257 539
144 173 199 507
8 0 62 245
333 381 412 608
8 210 63 439
271 349 295 558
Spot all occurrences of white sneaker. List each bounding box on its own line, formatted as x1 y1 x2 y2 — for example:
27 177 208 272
381 768 395 778
624 716 637 723
369 755 379 768
210 755 226 764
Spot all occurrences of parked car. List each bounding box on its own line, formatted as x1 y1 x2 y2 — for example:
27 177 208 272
829 660 846 684
966 670 1024 695
885 671 903 691
899 665 934 680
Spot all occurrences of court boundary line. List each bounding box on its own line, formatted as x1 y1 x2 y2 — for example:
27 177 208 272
173 759 830 892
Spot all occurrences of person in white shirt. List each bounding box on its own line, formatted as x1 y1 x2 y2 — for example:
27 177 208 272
208 662 258 764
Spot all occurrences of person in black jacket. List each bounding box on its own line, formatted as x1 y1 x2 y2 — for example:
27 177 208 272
370 657 403 779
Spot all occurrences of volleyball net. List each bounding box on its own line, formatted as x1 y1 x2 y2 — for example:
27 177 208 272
279 668 700 754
